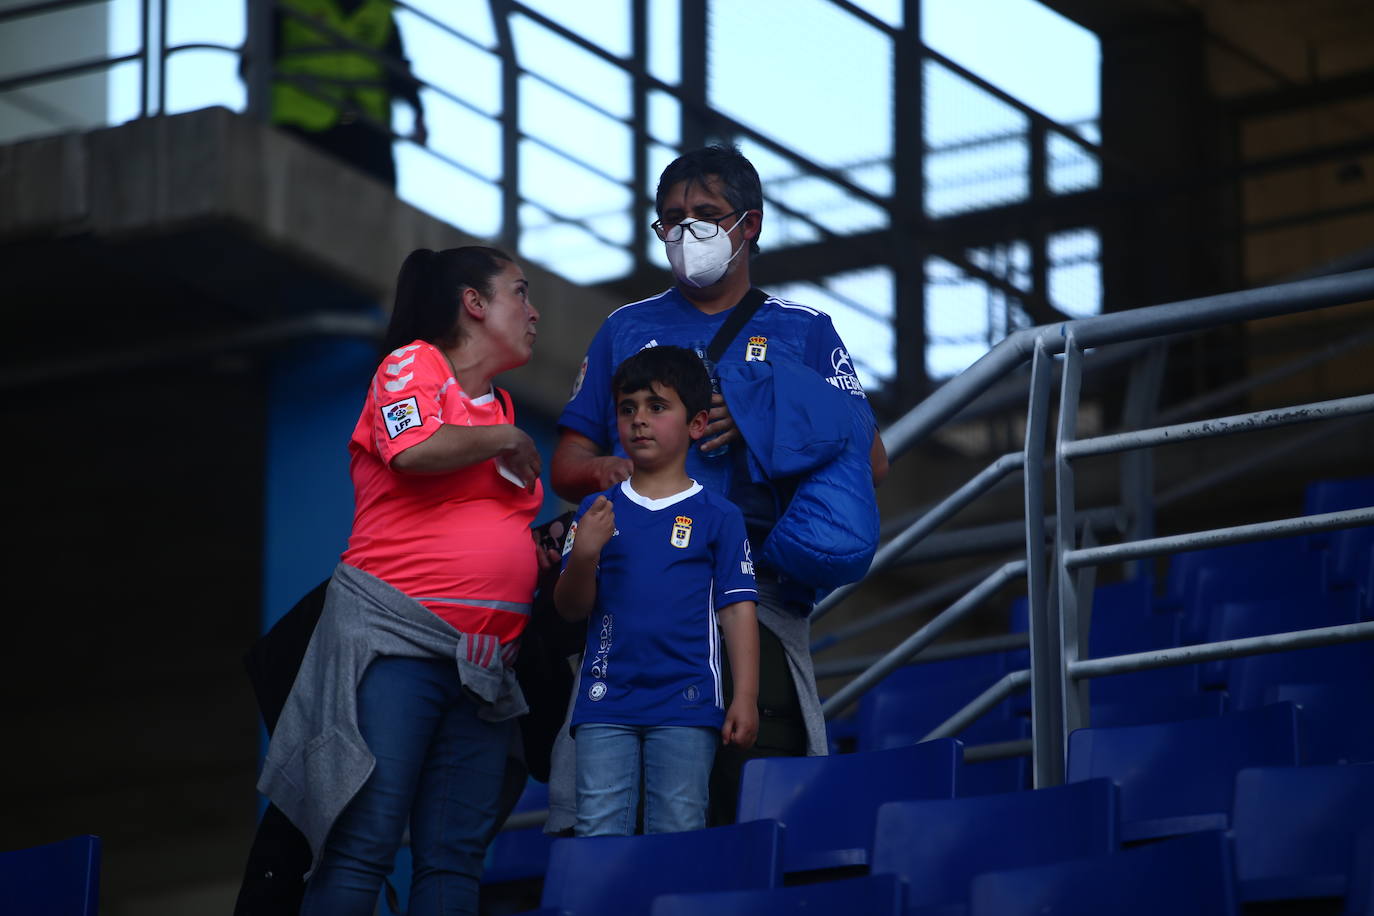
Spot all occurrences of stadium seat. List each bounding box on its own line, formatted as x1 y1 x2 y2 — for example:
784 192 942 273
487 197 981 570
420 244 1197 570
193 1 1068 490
0 834 101 916
1091 690 1227 728
1226 639 1374 710
1163 537 1327 643
1201 590 1361 688
538 819 782 916
967 829 1238 916
736 739 960 873
869 778 1118 913
858 678 1028 796
1231 763 1374 903
1066 702 1300 841
483 779 556 884
856 659 1011 753
648 873 905 916
1262 681 1374 764
1304 477 1374 517
1345 827 1374 916
1087 607 1198 703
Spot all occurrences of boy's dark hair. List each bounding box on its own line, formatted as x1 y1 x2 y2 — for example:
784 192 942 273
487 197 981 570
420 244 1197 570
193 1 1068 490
655 144 763 257
612 345 712 422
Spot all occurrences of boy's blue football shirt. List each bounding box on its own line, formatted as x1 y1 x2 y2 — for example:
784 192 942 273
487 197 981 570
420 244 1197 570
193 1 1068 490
561 480 758 731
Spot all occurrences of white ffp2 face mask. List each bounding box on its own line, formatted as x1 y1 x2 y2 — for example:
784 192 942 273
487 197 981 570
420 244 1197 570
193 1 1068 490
664 213 747 288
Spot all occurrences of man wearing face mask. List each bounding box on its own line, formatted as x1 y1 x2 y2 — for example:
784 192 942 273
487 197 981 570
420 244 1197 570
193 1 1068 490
551 144 889 826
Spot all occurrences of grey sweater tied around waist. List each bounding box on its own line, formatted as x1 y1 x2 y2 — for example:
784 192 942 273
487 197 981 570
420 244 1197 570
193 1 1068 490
257 562 528 873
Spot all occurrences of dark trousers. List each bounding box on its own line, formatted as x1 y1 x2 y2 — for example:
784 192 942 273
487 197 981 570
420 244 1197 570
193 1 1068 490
708 621 808 826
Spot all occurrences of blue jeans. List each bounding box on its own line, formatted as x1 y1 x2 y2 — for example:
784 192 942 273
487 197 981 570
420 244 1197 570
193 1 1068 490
300 656 511 916
573 723 718 836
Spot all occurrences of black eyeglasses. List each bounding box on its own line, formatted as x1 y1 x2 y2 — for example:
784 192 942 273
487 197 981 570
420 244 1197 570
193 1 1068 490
651 209 746 242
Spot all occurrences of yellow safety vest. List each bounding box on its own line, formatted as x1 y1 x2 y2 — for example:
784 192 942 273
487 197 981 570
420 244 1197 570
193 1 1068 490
271 0 396 132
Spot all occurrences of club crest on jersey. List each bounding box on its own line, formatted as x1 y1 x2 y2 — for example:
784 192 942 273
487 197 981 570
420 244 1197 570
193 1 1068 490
670 516 693 549
381 396 420 439
745 336 768 361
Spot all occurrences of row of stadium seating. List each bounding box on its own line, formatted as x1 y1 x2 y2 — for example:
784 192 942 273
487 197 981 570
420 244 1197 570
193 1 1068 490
479 476 1374 913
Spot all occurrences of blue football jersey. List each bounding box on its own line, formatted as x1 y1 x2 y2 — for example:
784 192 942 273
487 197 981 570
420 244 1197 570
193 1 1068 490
562 480 758 730
559 287 874 500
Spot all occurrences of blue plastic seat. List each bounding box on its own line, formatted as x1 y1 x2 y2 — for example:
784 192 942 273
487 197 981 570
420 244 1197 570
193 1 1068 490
1345 827 1374 916
1262 681 1374 764
1165 537 1327 643
867 711 1030 797
869 778 1118 912
737 739 960 872
1231 763 1374 903
1088 608 1199 703
0 834 101 916
1066 702 1300 841
1304 477 1374 517
648 873 905 916
482 779 556 884
1091 690 1227 728
539 819 782 916
856 660 1011 753
968 829 1238 916
1226 639 1374 710
1201 591 1361 688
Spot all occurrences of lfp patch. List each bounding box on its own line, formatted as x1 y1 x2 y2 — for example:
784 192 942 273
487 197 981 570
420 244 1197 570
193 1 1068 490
670 516 693 549
746 335 768 361
562 520 578 556
381 396 421 439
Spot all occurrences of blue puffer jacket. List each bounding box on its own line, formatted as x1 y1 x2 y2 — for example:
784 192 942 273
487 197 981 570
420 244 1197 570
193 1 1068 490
718 359 879 600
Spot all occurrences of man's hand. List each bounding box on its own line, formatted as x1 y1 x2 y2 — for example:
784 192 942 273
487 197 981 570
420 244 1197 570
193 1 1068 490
699 392 741 454
592 455 633 491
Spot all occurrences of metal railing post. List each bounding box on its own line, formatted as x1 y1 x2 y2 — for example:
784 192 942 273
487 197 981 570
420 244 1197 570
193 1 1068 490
1118 341 1167 577
1024 338 1063 787
1054 333 1088 736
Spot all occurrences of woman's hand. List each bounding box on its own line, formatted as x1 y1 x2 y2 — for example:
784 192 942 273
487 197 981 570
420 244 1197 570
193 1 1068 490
699 393 741 454
500 427 543 492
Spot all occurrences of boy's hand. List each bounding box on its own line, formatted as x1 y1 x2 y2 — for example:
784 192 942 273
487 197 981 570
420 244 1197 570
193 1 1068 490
571 495 615 559
721 697 758 749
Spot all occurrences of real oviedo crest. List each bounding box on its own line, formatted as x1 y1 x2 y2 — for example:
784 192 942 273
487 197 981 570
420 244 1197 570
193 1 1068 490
745 336 768 362
670 515 693 549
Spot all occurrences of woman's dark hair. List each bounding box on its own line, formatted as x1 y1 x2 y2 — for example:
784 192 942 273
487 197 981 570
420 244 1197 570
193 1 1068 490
654 144 764 256
611 345 713 421
382 246 513 353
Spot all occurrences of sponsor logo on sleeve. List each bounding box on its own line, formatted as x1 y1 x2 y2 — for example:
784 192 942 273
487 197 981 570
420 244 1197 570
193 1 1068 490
569 355 589 400
826 347 866 395
381 396 421 439
670 516 693 549
740 539 755 577
745 336 768 361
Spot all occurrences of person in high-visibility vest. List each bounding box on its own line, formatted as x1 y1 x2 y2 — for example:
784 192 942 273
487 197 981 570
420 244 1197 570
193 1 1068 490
270 0 426 188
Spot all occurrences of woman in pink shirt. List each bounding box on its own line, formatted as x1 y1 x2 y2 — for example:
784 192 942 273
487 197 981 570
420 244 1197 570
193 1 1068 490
266 246 558 916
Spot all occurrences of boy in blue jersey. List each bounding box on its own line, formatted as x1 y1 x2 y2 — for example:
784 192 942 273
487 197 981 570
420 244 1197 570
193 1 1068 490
555 345 760 836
